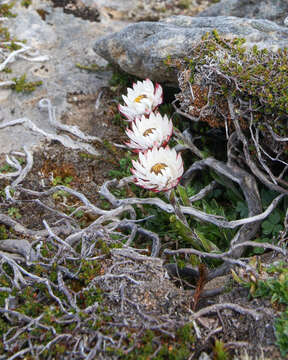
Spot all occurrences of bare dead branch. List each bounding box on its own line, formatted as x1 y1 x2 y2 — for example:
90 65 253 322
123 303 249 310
190 303 262 321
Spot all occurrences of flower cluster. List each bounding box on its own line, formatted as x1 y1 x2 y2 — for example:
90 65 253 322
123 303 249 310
119 79 184 192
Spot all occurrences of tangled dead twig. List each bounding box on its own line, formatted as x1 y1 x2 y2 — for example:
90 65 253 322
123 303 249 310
0 72 286 358
0 41 49 73
189 303 262 322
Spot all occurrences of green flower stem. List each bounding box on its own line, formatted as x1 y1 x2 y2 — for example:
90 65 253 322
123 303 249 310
168 188 189 226
169 214 203 250
168 187 220 252
168 187 203 250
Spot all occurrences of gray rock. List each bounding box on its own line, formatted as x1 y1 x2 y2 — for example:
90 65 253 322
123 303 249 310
0 1 127 154
198 0 288 26
93 16 288 83
10 8 57 48
0 0 212 155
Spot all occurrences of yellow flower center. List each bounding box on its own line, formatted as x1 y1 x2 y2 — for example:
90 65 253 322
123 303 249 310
134 94 147 103
143 128 156 137
150 163 167 175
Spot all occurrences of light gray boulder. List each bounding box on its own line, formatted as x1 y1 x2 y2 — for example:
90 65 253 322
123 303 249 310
93 15 288 84
198 0 288 26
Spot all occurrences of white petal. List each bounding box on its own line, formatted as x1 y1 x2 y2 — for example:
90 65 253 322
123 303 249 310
153 83 163 108
120 79 163 119
131 145 183 191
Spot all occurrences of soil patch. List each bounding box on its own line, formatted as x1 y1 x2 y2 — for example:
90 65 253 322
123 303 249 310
50 0 100 21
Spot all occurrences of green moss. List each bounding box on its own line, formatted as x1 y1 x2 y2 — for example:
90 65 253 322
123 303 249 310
251 262 288 356
79 152 98 159
0 225 8 239
21 0 32 7
0 163 15 173
0 290 9 307
7 206 21 219
80 287 103 307
102 139 119 156
0 3 16 18
114 325 196 360
213 340 229 360
49 270 57 282
1 67 12 73
11 74 43 93
79 259 102 284
176 323 195 343
51 175 73 186
3 40 22 51
95 238 111 255
275 310 288 357
2 263 13 276
76 62 105 72
0 317 9 336
177 0 191 9
17 287 44 317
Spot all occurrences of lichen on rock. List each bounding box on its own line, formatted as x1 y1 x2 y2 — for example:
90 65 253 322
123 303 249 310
94 15 288 84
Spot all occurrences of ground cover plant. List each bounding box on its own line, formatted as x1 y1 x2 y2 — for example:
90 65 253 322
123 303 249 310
0 2 45 93
0 27 287 359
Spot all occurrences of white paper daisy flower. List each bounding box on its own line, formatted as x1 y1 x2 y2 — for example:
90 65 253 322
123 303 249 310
125 112 173 152
119 79 163 121
131 146 184 192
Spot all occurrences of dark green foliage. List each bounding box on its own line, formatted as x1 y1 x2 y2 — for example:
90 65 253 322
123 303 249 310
117 325 195 360
261 210 283 237
109 68 139 88
235 201 248 218
252 263 288 356
275 310 288 357
78 259 102 284
108 152 133 179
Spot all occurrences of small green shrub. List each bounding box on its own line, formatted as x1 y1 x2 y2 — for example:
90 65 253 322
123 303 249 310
252 263 288 356
11 74 42 93
21 0 32 8
0 3 16 18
